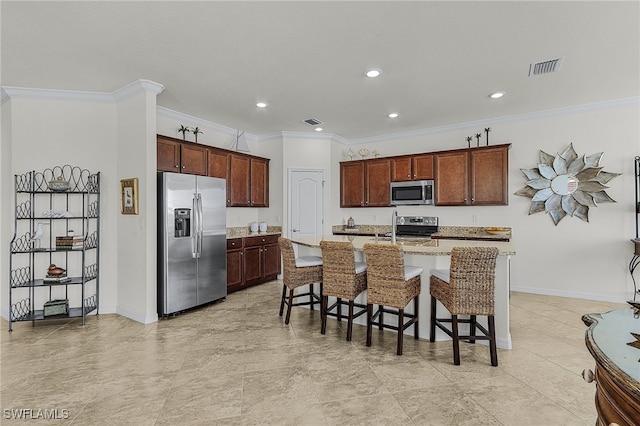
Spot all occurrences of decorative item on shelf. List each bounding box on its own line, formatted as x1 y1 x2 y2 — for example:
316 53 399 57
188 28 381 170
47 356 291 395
43 299 69 317
628 300 640 318
47 176 70 192
250 222 259 233
466 136 472 148
515 143 621 226
346 148 355 160
484 127 491 146
372 150 380 158
230 130 250 153
41 210 73 218
120 178 139 215
190 126 203 143
56 236 84 250
29 222 49 250
259 222 267 233
177 125 190 141
358 148 369 159
475 133 482 147
47 264 66 276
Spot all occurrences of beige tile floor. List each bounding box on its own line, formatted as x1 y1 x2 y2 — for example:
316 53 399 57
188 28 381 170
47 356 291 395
0 280 626 425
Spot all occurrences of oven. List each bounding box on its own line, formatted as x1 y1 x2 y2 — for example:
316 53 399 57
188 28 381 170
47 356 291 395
395 215 439 238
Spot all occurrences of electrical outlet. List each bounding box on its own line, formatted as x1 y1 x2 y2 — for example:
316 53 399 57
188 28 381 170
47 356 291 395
472 214 479 223
372 215 376 223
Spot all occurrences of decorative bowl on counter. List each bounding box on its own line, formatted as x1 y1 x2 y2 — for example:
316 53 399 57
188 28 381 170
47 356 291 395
47 176 70 192
486 227 510 236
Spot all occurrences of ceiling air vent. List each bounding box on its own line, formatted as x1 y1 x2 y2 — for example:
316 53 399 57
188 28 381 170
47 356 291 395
529 57 563 76
303 118 322 126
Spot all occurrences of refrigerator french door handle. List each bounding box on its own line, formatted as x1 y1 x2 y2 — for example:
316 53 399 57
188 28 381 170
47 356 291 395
192 196 198 258
197 193 203 258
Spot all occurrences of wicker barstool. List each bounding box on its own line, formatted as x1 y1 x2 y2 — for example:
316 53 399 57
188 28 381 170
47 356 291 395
429 246 500 366
362 243 422 355
278 237 323 324
319 241 367 341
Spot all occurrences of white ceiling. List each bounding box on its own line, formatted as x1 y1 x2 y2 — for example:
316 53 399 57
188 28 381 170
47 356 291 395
2 1 639 140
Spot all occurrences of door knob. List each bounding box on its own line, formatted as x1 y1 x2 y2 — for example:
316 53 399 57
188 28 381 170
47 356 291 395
292 229 300 232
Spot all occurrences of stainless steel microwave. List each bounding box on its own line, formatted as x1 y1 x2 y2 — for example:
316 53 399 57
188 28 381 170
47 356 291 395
390 180 434 205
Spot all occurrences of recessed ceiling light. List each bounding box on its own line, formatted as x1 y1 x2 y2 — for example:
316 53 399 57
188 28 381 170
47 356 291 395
388 112 399 118
256 102 268 108
365 69 381 78
489 92 505 99
315 127 323 132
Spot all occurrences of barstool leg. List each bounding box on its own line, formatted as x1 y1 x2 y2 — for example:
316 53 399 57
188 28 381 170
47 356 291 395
488 315 498 367
469 314 477 343
347 301 354 341
378 305 384 330
337 298 342 322
452 314 460 365
366 304 373 347
429 296 436 342
285 288 295 324
279 284 287 317
397 309 404 355
309 284 315 311
321 295 328 335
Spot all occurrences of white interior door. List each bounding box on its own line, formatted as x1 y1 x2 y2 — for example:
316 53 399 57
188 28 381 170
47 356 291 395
288 169 324 238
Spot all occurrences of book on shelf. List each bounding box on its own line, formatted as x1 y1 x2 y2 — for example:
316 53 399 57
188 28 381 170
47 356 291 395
55 236 85 250
43 276 72 283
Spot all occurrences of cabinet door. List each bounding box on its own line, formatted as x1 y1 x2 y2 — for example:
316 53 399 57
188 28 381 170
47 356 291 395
243 246 263 285
157 137 181 172
391 157 412 182
226 249 244 291
470 146 509 205
263 242 281 278
250 158 269 207
365 159 391 207
434 151 469 205
340 162 365 207
181 144 208 175
228 154 251 206
412 154 434 180
208 148 228 179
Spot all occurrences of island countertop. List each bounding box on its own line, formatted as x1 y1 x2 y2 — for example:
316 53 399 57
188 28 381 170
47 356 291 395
291 234 516 256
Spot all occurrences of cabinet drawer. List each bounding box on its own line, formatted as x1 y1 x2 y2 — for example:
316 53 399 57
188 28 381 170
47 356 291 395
227 238 243 250
244 234 280 247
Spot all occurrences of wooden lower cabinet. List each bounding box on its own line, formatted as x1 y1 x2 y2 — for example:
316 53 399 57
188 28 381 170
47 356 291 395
226 234 281 293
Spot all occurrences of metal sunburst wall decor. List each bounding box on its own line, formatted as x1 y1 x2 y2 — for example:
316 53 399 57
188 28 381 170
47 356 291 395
515 143 621 225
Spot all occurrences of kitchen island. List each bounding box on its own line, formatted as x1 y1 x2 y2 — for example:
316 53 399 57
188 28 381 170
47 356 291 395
290 235 516 349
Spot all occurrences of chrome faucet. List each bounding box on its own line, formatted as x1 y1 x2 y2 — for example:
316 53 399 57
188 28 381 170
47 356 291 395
391 210 397 244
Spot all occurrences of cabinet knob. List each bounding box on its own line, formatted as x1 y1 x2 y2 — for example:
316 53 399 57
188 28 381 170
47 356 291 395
182 165 185 169
175 165 179 168
582 369 595 383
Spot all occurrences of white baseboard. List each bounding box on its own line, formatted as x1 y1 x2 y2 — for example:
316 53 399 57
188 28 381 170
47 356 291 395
510 285 628 304
115 307 158 324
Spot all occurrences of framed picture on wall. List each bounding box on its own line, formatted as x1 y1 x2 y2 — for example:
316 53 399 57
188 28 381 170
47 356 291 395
120 178 139 215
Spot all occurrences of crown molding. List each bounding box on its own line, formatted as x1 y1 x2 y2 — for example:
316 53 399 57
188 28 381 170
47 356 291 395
1 79 165 105
156 105 240 137
342 96 640 146
112 79 165 102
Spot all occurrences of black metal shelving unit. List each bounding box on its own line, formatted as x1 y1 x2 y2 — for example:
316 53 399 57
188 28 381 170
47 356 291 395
8 165 100 331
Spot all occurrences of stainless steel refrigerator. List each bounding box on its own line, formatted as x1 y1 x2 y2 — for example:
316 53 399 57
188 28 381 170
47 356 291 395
157 172 227 316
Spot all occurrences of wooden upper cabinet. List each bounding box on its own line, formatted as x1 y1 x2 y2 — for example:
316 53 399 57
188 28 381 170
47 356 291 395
340 162 365 207
434 151 469 205
390 154 433 181
365 159 391 207
157 137 181 172
470 145 509 205
250 157 269 207
208 148 228 179
412 154 434 180
434 144 510 206
228 154 251 206
391 157 412 181
156 135 207 176
180 144 208 175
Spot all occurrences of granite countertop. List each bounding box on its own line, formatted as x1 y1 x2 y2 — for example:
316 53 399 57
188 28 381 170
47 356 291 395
332 225 511 241
292 234 516 256
227 226 282 239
